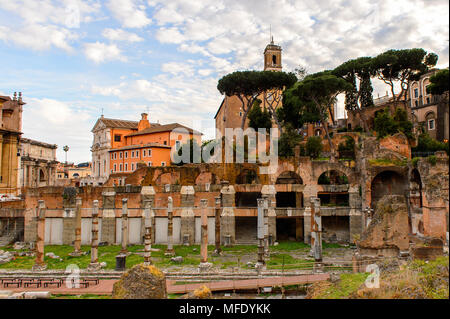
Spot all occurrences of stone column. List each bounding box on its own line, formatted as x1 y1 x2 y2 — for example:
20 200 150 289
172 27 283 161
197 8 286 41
257 198 265 268
32 200 46 271
165 197 175 256
220 181 235 246
263 195 270 257
120 198 128 254
140 186 156 244
143 199 152 265
310 197 323 263
261 185 277 244
88 200 100 271
303 185 314 244
199 199 212 271
101 191 116 244
213 196 222 255
70 197 83 256
180 186 195 246
349 185 363 243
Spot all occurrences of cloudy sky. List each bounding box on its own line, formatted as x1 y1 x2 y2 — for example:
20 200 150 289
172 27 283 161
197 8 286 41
0 0 448 163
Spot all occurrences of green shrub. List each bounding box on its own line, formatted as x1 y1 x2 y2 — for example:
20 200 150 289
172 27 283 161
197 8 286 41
374 107 413 139
306 136 323 159
427 155 437 166
412 133 449 155
411 157 420 167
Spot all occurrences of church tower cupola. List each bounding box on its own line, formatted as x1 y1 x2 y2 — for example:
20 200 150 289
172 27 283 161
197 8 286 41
264 36 282 71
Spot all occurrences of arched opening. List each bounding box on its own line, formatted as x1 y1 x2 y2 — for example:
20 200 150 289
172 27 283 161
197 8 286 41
370 170 408 208
410 169 423 208
236 169 258 184
275 171 303 208
72 173 80 178
318 170 350 206
272 55 277 65
318 170 349 185
276 171 303 184
39 169 46 182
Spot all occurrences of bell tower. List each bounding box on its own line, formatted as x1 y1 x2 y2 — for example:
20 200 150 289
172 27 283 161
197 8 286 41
264 36 282 71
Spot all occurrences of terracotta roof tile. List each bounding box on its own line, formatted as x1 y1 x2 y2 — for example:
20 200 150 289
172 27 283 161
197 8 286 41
126 123 202 136
109 142 171 151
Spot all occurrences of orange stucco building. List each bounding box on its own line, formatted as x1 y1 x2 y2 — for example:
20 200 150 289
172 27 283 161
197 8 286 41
108 113 201 175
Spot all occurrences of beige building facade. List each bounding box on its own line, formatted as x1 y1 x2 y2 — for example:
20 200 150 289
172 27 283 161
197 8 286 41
0 93 24 195
408 69 449 142
19 138 58 189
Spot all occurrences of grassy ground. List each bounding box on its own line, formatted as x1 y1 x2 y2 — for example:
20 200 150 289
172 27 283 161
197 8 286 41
307 273 369 299
307 256 449 299
0 241 348 271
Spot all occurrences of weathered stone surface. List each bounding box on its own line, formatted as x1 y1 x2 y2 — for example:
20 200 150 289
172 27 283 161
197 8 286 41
112 264 167 299
181 285 212 299
358 195 409 253
170 256 183 263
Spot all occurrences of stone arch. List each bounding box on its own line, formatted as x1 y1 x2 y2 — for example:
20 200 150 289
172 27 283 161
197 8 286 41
318 170 349 185
370 170 408 208
276 171 303 184
195 172 219 185
236 169 259 184
154 171 180 186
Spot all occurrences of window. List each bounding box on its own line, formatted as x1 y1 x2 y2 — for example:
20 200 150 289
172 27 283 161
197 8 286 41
426 97 430 104
136 150 139 157
124 151 128 159
113 164 116 172
272 55 276 65
148 161 152 166
428 119 435 130
131 163 135 171
239 111 242 117
119 152 123 159
425 85 430 95
414 88 419 98
415 100 418 107
111 153 114 160
163 141 167 145
148 149 152 157
104 160 106 172
161 162 166 167
124 163 128 171
143 150 146 157
114 135 121 142
131 151 134 158
175 140 181 151
315 129 321 136
119 164 122 172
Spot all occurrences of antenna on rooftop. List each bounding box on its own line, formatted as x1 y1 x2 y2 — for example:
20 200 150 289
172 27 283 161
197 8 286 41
101 108 104 118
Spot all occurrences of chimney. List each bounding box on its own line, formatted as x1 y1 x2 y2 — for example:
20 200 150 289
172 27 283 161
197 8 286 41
138 112 151 131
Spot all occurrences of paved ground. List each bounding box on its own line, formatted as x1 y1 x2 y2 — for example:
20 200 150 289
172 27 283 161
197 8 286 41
2 273 330 296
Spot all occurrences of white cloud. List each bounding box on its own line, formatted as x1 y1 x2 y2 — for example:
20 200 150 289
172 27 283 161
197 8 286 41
22 98 93 163
161 62 194 75
0 24 76 52
102 28 144 42
155 27 185 44
106 0 151 28
83 42 127 63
